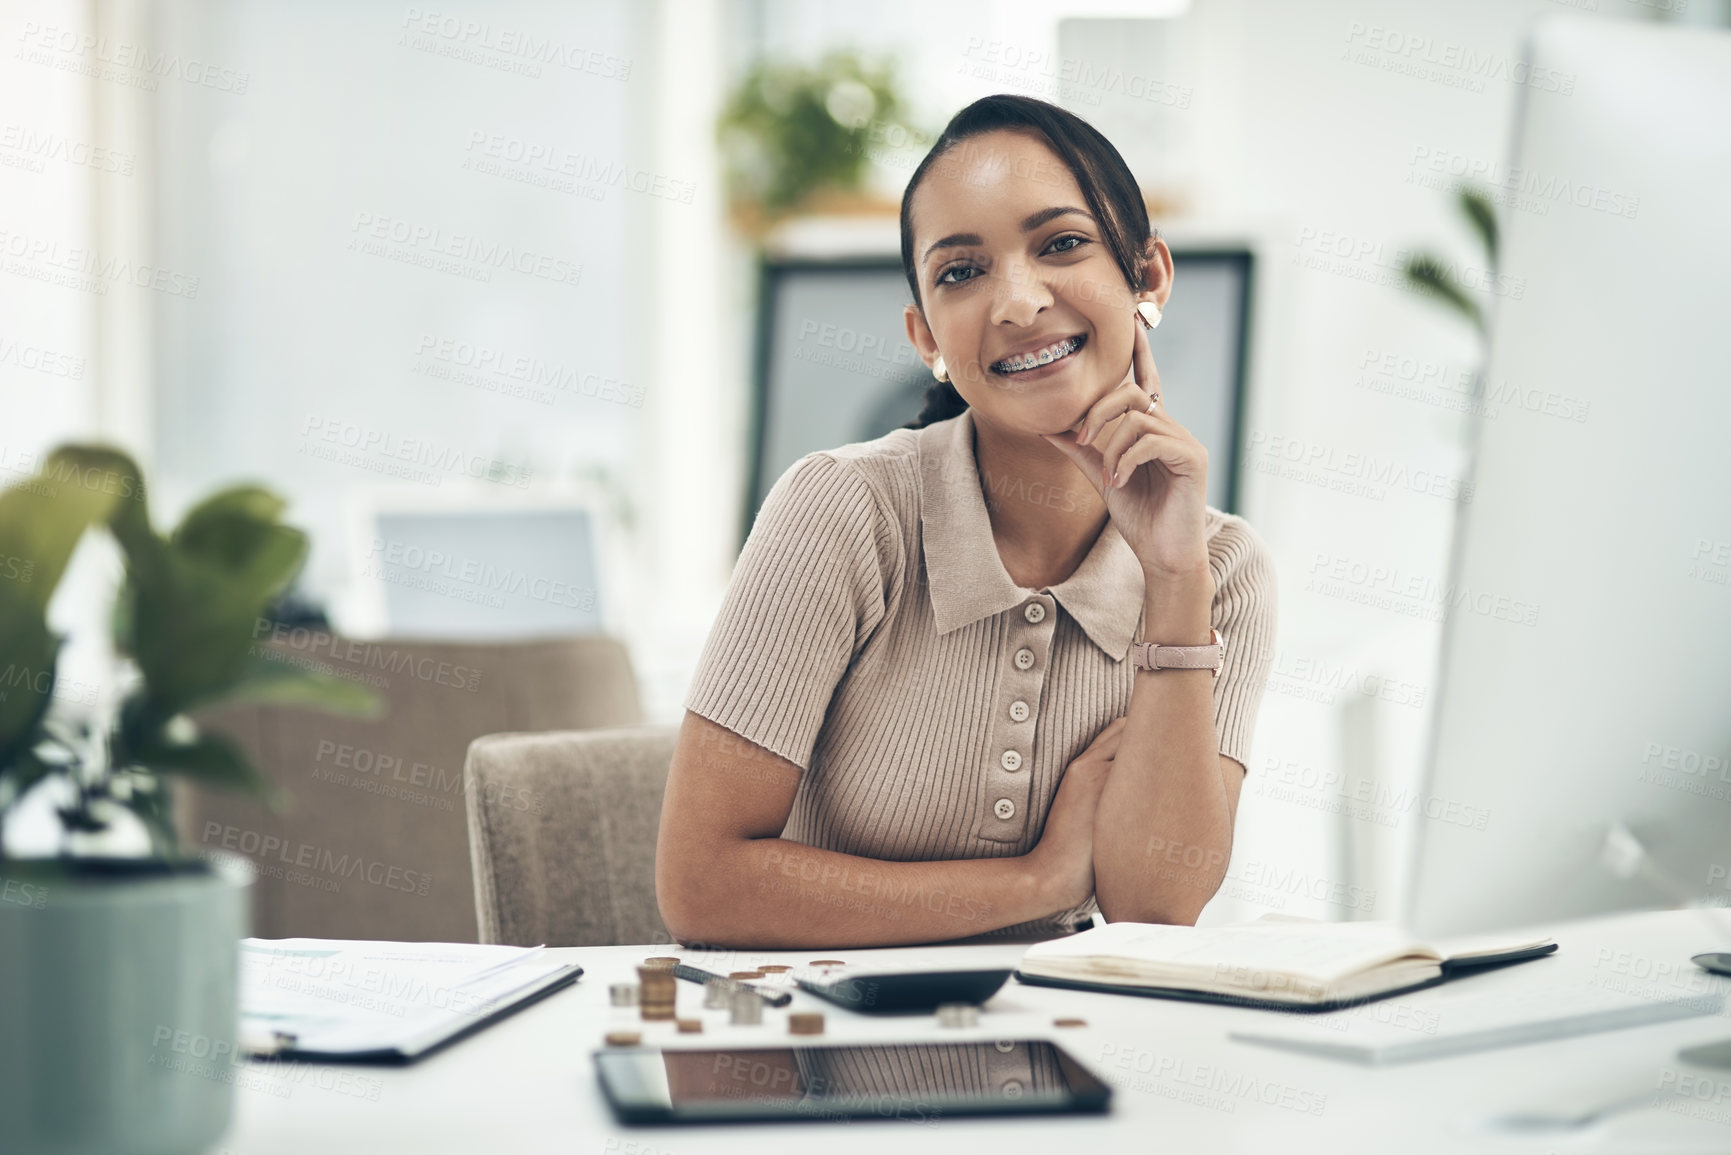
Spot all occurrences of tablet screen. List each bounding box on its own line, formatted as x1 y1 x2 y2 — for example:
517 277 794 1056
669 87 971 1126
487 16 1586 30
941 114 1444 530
595 1039 1111 1124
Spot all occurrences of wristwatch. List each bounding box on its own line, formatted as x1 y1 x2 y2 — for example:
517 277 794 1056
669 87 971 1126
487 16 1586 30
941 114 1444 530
1129 628 1225 678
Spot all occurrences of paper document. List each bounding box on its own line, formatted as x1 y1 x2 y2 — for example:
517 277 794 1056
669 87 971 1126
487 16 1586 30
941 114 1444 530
241 938 578 1059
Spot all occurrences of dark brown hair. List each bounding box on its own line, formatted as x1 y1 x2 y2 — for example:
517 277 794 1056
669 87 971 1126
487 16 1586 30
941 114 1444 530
899 94 1154 430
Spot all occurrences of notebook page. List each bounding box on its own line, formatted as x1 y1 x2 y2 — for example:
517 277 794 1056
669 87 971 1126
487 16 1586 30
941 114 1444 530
1023 921 1432 985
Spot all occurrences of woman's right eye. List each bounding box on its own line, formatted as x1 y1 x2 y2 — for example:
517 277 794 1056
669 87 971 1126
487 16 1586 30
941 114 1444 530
936 265 979 286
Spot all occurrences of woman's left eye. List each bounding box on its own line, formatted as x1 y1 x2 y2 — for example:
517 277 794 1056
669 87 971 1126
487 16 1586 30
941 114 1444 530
1046 235 1086 254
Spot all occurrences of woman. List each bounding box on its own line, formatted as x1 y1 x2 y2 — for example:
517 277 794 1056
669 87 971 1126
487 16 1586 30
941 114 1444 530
656 94 1276 948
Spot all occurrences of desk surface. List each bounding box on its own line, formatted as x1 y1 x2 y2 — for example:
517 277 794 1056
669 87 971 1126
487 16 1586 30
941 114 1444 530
217 909 1731 1154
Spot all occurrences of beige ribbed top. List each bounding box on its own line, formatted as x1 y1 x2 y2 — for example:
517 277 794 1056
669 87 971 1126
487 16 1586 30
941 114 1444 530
685 408 1278 938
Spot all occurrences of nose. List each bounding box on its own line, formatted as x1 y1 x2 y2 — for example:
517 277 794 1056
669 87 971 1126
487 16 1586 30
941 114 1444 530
989 257 1052 329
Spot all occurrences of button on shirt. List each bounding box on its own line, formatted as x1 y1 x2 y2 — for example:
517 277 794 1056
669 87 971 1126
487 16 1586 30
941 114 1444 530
684 407 1278 938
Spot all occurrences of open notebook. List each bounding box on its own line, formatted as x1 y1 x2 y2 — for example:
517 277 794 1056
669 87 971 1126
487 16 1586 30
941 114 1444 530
1014 919 1556 1011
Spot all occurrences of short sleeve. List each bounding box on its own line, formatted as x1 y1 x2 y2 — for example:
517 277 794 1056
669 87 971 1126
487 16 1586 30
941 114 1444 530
683 453 896 772
1206 513 1278 771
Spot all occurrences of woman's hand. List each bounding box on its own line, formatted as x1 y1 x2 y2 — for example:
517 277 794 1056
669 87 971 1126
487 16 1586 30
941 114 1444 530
1038 319 1210 577
1025 717 1127 912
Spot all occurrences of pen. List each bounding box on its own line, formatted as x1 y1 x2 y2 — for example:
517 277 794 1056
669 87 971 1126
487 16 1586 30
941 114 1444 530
671 963 792 1007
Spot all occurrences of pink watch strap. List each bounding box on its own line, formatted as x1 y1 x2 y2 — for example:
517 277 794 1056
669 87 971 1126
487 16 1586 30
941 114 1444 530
1129 628 1225 677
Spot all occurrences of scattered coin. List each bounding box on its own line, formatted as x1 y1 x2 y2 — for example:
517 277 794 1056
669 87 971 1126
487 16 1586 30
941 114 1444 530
788 1012 825 1035
676 1019 704 1033
642 956 679 968
729 988 764 1025
758 965 792 973
637 966 677 1021
936 1003 979 1028
1053 1018 1088 1028
604 1031 641 1046
608 983 638 1007
728 970 763 980
808 959 846 967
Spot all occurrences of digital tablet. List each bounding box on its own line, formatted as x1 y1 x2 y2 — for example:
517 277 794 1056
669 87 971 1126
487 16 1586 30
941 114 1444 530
594 1039 1112 1124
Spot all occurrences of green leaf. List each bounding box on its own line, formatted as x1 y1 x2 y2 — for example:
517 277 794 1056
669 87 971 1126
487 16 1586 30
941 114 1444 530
200 651 384 718
0 622 60 773
1403 254 1485 334
127 727 279 804
1457 186 1499 268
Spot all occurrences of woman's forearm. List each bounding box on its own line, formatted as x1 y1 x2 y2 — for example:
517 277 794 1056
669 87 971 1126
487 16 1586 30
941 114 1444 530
663 837 1059 949
1093 567 1234 924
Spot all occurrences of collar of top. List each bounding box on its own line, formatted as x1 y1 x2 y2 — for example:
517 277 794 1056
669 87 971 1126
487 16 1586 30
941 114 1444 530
915 408 1147 662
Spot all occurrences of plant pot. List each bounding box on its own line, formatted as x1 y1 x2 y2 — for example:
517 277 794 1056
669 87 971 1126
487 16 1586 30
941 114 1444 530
0 854 251 1155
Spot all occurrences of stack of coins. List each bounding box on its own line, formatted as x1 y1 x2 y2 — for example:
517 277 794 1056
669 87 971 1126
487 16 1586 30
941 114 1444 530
936 1003 978 1028
608 983 638 1007
637 965 676 1021
788 1012 824 1036
676 1019 704 1033
728 970 763 982
729 988 763 1025
604 1030 641 1046
703 978 736 1009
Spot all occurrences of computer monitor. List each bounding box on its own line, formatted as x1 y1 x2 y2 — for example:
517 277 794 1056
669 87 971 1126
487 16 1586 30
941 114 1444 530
340 488 624 641
744 248 1254 546
1406 17 1731 938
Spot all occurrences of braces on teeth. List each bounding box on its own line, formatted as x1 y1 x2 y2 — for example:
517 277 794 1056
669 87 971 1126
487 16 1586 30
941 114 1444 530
996 336 1081 373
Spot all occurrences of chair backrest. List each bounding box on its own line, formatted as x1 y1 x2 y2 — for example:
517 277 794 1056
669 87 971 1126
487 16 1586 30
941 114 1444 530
464 725 678 948
180 634 643 942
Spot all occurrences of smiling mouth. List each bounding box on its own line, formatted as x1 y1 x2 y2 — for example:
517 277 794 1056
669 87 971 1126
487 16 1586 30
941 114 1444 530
991 334 1086 375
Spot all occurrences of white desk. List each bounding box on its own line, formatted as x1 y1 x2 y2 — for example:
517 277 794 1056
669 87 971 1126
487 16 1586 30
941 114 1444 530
217 910 1731 1154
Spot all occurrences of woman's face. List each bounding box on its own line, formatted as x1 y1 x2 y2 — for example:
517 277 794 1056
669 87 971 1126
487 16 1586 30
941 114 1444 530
904 128 1171 437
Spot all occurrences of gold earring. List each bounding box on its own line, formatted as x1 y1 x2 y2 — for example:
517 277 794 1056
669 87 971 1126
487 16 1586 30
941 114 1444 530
1136 301 1163 330
932 354 950 383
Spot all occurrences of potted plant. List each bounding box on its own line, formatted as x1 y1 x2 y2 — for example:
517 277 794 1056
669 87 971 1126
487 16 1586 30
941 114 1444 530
0 445 379 1155
717 49 921 236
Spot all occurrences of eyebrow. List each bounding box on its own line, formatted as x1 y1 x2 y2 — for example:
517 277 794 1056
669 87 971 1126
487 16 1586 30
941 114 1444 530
921 205 1095 266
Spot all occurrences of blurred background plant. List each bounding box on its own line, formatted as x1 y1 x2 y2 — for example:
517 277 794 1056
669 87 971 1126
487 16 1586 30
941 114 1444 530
0 447 381 861
717 49 922 235
1403 184 1501 341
